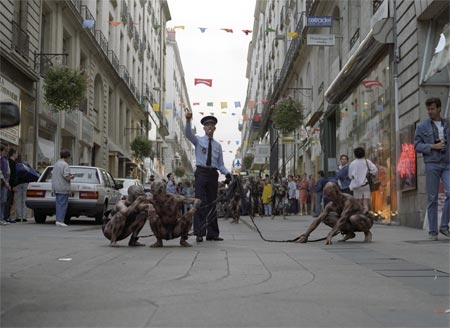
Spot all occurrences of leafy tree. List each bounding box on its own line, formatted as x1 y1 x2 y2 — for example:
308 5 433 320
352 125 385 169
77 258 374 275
271 98 304 134
130 136 152 159
174 166 186 178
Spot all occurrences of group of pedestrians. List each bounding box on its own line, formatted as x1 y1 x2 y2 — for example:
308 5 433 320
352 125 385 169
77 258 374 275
0 145 39 225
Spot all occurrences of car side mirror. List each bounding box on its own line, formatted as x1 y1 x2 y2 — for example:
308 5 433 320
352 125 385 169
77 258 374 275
0 102 20 128
115 183 123 190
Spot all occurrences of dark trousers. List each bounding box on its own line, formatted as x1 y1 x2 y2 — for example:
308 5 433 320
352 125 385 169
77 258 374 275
4 189 15 220
194 167 219 238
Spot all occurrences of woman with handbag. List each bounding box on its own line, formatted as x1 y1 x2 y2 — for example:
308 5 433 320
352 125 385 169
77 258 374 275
349 147 378 212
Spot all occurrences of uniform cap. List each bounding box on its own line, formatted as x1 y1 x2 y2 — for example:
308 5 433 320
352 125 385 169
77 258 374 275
200 116 218 126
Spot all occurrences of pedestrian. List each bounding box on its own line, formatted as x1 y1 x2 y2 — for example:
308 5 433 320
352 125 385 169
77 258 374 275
313 170 328 217
0 145 11 225
4 148 18 223
308 174 316 215
51 149 74 227
414 97 449 240
15 154 39 222
287 175 298 215
181 180 195 213
298 173 309 215
184 109 231 242
336 154 352 195
348 147 377 213
261 177 273 216
166 172 177 194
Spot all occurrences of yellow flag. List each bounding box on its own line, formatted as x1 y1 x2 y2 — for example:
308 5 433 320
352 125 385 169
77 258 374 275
287 32 299 38
174 26 185 30
152 103 160 112
220 102 228 109
164 109 171 116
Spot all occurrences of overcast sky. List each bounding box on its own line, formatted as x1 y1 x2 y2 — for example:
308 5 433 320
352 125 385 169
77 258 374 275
167 0 256 170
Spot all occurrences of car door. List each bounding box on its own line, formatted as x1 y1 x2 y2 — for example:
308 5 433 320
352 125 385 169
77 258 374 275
104 170 121 209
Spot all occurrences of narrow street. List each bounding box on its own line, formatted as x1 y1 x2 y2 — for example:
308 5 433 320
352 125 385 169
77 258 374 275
1 216 449 327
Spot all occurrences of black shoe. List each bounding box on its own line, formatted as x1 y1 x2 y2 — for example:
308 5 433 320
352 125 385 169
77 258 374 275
206 236 223 241
439 229 449 237
196 236 203 242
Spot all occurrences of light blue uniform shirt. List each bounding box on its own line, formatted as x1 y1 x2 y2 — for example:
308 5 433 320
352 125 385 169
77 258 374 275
184 120 229 176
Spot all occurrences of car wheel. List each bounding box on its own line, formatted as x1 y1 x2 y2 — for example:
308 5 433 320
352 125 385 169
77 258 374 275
95 203 107 224
34 211 47 224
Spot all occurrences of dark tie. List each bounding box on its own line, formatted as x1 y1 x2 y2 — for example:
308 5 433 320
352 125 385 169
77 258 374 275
206 138 212 166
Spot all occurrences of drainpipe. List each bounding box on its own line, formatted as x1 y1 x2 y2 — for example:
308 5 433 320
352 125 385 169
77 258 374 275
33 0 43 168
392 0 400 222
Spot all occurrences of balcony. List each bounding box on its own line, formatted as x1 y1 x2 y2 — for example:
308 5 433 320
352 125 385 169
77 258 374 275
80 5 95 34
107 50 119 72
11 21 29 59
119 65 130 85
95 30 108 55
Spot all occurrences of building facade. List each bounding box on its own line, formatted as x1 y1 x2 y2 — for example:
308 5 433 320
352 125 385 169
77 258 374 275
243 0 449 227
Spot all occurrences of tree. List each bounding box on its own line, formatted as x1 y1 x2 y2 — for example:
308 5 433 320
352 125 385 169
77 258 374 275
271 98 304 134
130 136 152 159
243 154 254 171
174 166 186 178
43 66 86 112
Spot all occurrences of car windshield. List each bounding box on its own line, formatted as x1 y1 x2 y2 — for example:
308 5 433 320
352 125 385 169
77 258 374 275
41 167 100 184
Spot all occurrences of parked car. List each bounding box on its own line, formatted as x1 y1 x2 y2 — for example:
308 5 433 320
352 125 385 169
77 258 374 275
26 166 123 224
115 178 144 200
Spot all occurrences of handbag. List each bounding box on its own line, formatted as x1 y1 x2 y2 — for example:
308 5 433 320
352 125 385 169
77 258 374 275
365 159 381 192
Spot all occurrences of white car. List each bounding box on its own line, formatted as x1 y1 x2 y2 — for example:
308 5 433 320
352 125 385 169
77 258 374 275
26 166 123 224
115 178 144 200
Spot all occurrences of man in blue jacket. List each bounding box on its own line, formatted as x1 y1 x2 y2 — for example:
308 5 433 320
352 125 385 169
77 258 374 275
414 97 449 240
313 170 328 217
336 154 352 195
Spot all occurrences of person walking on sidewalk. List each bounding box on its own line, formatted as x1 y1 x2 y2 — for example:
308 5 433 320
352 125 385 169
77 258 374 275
414 97 449 240
4 148 18 223
349 147 377 212
336 154 352 195
184 109 231 242
313 171 328 217
0 145 11 225
51 149 74 227
261 177 273 216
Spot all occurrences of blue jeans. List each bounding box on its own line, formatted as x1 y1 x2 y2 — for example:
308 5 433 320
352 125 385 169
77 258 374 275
315 191 323 216
55 193 69 222
425 162 450 235
0 184 8 220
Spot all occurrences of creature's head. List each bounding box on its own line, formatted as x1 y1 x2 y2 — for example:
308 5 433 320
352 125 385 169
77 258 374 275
127 185 145 202
323 182 340 200
151 180 166 196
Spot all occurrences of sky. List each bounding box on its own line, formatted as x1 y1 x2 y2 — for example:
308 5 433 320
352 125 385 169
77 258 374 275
167 0 256 170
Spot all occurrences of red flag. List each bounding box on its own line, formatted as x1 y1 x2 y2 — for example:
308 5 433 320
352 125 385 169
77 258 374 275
261 100 268 105
194 78 213 87
242 29 252 35
199 112 204 115
221 28 233 33
193 102 200 106
253 113 261 122
361 80 383 88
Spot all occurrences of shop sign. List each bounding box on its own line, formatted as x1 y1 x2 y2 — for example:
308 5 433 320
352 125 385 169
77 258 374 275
396 124 417 191
307 34 335 46
306 16 333 27
0 76 20 145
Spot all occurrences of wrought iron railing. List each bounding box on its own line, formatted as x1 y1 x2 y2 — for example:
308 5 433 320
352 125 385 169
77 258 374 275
119 65 130 85
95 30 108 55
108 49 119 72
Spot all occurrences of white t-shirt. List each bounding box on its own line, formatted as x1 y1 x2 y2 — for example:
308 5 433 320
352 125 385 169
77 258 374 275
348 158 378 190
433 120 444 140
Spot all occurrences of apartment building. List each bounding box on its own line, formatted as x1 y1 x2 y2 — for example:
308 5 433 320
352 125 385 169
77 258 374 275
243 0 449 227
1 0 171 181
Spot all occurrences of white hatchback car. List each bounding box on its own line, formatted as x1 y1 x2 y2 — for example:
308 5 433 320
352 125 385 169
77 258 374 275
26 166 123 224
115 178 144 200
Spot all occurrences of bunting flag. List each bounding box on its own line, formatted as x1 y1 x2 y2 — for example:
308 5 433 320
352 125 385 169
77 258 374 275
210 112 214 115
287 31 299 38
198 27 207 33
227 141 231 145
152 103 160 112
179 101 185 107
361 80 383 88
221 111 227 114
234 101 241 108
174 26 185 30
231 113 236 115
242 29 252 35
199 111 204 115
261 100 268 105
248 100 255 109
207 102 214 107
82 19 95 29
153 24 161 29
220 102 228 109
221 28 233 33
194 78 213 87
266 27 276 33
253 113 261 122
165 103 173 109
236 141 240 145
109 21 121 26
163 110 171 115
193 102 200 106
243 114 249 121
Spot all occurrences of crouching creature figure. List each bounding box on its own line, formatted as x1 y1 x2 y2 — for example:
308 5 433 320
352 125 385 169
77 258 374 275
102 185 151 247
296 182 374 245
124 180 201 247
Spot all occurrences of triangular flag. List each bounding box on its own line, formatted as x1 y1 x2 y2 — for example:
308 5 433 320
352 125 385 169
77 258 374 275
207 102 214 107
199 112 204 115
221 28 233 33
109 21 121 27
221 111 227 114
152 103 160 112
220 102 227 109
210 112 214 115
165 103 173 109
193 102 200 106
174 26 185 30
194 78 212 87
253 113 261 122
234 101 241 108
266 27 276 33
163 109 171 115
248 100 255 109
153 24 161 29
287 31 299 38
198 27 207 33
179 102 185 107
82 19 95 29
231 113 236 116
262 100 268 105
242 29 252 35
227 141 231 145
236 141 239 145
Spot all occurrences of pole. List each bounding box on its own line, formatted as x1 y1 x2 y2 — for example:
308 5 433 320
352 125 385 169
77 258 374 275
392 0 400 223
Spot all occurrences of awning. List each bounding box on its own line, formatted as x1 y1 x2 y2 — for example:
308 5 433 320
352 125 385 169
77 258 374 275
325 18 393 105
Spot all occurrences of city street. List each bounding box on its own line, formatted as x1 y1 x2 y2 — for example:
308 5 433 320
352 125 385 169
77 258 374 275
1 215 449 328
